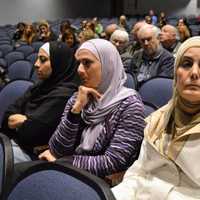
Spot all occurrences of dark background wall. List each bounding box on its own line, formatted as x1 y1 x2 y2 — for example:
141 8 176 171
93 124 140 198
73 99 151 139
123 0 200 17
0 0 112 25
0 0 199 25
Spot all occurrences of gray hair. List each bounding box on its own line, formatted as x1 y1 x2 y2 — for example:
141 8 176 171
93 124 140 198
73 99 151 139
138 24 161 39
110 29 129 42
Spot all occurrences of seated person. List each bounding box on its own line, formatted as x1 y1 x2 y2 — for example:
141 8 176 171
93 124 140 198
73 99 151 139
78 29 96 45
1 41 79 162
128 21 147 56
18 23 38 45
110 29 132 73
39 39 145 177
160 24 181 57
37 20 57 42
58 20 77 41
92 17 104 36
61 29 79 53
118 15 129 32
177 18 191 42
104 23 118 40
130 24 174 88
112 36 200 200
158 11 167 28
149 9 158 25
12 22 26 42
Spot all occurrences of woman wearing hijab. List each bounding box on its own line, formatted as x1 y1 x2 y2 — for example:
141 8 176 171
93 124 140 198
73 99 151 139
39 38 145 177
1 41 79 162
112 36 200 200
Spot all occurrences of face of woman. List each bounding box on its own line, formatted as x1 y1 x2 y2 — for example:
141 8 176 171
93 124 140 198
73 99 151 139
65 34 74 48
76 49 102 90
176 47 200 103
78 32 85 44
35 48 52 80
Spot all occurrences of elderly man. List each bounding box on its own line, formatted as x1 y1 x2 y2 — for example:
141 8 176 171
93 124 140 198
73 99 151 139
128 21 147 55
160 24 181 57
104 23 118 40
110 29 132 72
129 24 174 87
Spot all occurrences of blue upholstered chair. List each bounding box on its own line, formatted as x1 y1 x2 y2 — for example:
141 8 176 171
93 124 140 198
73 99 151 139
139 77 173 108
0 133 13 200
5 51 25 67
7 162 116 200
0 79 33 127
8 60 33 80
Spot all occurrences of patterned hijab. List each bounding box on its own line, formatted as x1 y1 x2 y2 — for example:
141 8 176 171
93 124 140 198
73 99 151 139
75 38 136 151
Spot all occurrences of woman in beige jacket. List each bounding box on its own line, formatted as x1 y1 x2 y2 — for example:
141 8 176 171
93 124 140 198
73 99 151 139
112 36 200 200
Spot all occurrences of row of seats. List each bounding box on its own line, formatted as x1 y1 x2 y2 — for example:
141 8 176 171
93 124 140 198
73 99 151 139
0 133 115 200
0 42 43 83
0 42 43 68
0 76 173 130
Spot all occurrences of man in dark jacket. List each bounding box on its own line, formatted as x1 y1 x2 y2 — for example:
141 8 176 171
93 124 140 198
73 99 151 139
129 24 174 88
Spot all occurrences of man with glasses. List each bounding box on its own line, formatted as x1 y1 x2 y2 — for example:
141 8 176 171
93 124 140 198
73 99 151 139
129 24 174 87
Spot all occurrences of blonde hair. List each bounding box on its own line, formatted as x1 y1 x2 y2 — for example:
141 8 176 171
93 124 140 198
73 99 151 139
80 29 95 41
38 20 50 29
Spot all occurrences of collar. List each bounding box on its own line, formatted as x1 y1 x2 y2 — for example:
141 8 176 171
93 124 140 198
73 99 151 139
143 45 163 61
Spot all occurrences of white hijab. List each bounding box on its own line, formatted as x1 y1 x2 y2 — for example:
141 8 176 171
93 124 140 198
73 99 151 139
75 39 136 152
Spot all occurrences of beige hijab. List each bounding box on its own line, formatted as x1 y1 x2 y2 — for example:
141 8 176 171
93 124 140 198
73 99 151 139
146 36 200 144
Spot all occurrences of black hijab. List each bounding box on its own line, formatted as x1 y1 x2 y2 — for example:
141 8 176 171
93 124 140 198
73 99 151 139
22 41 80 121
33 41 79 95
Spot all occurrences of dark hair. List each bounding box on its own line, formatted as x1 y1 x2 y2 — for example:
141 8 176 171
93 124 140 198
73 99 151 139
60 20 72 33
61 29 77 47
16 22 26 30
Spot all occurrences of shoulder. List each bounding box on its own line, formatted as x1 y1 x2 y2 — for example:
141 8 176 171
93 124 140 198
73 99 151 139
161 48 174 59
143 103 172 145
119 93 144 113
132 49 143 58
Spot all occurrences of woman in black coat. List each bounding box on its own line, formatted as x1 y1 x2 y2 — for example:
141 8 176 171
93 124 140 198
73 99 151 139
1 41 79 160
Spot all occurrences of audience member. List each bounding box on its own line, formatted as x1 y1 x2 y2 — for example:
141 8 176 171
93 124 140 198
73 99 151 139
1 41 79 163
37 20 58 42
92 17 104 36
177 18 191 42
19 23 38 45
110 29 132 73
13 22 26 42
39 39 145 177
129 20 147 55
80 20 88 31
112 36 200 200
160 24 181 57
129 24 174 87
78 29 96 44
149 9 158 25
104 23 118 40
145 15 152 24
158 11 167 28
61 29 79 53
58 20 72 41
118 15 129 32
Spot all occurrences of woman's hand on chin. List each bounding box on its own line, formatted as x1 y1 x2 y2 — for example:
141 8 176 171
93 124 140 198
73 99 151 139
71 86 102 113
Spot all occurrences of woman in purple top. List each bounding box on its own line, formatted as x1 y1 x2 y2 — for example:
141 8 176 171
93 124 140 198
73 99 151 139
39 38 145 177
